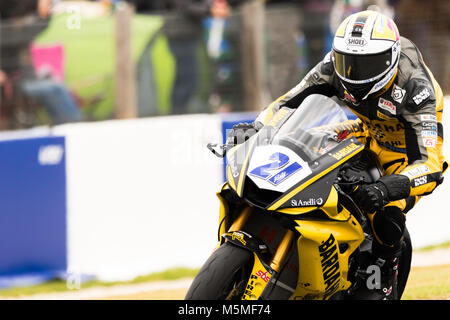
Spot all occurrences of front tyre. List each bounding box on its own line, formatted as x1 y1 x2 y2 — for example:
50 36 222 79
185 242 253 300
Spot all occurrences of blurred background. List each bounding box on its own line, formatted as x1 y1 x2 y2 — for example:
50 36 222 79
0 0 449 296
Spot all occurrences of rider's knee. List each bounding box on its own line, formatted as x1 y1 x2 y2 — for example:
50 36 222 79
372 206 406 248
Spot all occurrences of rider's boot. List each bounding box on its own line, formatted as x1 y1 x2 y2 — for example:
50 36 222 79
371 243 402 300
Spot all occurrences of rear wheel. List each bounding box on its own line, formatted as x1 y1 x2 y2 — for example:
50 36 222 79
185 242 253 300
397 228 412 299
341 227 412 300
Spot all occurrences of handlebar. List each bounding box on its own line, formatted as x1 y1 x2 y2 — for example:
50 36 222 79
207 143 235 158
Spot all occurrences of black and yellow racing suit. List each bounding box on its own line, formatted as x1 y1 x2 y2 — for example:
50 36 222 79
254 36 447 246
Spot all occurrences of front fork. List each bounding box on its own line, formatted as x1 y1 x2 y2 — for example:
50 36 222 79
223 205 295 300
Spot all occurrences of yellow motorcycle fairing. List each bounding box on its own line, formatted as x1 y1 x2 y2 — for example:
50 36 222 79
242 253 273 300
216 181 365 300
291 215 364 300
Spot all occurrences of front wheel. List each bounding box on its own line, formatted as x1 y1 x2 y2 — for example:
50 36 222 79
185 242 253 300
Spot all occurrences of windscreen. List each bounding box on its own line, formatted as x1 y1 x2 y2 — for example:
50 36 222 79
272 94 354 162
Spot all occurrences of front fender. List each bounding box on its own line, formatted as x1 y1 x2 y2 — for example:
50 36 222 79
222 230 268 254
222 230 275 300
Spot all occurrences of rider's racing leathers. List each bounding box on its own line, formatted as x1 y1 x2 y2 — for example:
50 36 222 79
254 36 447 247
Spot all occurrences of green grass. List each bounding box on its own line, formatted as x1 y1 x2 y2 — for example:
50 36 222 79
127 267 198 284
402 264 450 300
0 267 198 298
415 241 450 252
1 241 449 299
1 264 449 300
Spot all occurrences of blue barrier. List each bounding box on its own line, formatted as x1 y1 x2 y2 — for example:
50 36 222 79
0 136 67 288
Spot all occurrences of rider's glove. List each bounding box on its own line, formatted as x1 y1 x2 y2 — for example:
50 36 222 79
226 122 261 146
353 182 389 213
353 174 410 213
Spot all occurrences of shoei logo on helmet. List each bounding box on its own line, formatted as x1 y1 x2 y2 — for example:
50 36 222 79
345 37 367 46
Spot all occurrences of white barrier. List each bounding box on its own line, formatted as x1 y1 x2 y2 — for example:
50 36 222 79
53 115 224 281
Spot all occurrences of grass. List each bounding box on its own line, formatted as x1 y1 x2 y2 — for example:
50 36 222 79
402 264 450 300
103 289 188 300
105 265 450 300
415 241 450 252
1 264 449 300
0 267 198 298
1 241 450 299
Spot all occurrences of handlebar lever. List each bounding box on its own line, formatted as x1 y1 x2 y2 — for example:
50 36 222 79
207 143 234 158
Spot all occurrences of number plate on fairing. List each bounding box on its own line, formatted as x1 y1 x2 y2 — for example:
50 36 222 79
247 145 312 193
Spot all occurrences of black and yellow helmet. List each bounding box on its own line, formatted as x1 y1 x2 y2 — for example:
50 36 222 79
332 10 401 101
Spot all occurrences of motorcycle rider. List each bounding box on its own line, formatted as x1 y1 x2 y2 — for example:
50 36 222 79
227 10 447 299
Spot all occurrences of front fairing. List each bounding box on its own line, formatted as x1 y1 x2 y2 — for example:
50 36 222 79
225 94 364 213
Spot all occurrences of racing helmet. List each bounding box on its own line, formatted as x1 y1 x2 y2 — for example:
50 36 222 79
332 10 401 101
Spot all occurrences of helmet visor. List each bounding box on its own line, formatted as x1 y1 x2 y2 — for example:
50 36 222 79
333 48 392 83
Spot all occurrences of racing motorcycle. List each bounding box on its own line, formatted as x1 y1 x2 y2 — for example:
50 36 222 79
185 94 412 300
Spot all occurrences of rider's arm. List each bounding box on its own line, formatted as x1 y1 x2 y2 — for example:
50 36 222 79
255 52 339 127
397 76 446 198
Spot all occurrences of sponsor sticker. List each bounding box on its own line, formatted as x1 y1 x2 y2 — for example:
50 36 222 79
413 88 431 105
229 232 247 246
378 97 396 115
420 114 437 122
346 37 367 46
422 122 437 130
312 72 320 81
256 270 271 283
38 145 64 165
401 165 430 179
413 176 428 187
421 130 437 138
291 198 324 207
268 162 303 186
377 110 394 121
247 145 312 192
373 67 397 92
319 234 341 299
423 137 437 148
391 84 406 103
330 142 359 160
336 130 349 142
344 90 357 104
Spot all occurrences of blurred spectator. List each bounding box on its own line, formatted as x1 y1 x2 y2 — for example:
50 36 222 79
264 0 333 88
0 0 82 127
132 0 245 115
298 0 334 69
205 0 244 113
392 0 450 93
265 0 303 98
330 0 364 34
157 0 214 115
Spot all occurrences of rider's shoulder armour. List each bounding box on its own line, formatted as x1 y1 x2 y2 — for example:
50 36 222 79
320 51 334 76
395 37 436 113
